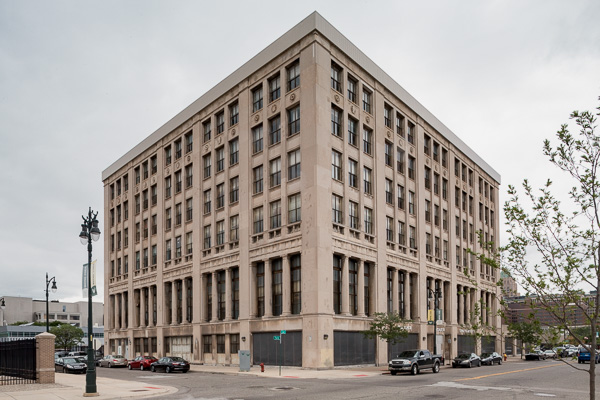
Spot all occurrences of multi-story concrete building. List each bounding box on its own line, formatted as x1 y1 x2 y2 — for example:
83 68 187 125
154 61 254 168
0 296 103 328
102 12 501 368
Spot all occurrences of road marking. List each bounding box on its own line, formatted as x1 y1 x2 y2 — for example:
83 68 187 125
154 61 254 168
455 364 561 381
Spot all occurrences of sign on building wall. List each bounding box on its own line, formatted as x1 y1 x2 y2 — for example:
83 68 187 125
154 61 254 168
82 260 97 297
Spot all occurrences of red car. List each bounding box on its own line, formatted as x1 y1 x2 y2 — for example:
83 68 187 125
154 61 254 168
128 356 158 370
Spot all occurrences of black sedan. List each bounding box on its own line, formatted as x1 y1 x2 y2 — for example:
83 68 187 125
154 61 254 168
55 356 87 374
150 356 190 373
480 352 503 365
525 350 547 361
452 353 481 368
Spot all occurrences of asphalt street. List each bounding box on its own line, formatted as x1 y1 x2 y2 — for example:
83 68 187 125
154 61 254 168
97 359 598 399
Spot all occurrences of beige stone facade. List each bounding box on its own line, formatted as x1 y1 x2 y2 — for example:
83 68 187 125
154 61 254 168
102 12 501 368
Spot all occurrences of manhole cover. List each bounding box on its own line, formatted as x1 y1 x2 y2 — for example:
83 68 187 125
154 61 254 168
271 386 298 391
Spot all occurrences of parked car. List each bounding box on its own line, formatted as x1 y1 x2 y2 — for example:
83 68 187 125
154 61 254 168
98 354 128 368
452 353 481 368
480 352 503 365
55 356 87 374
543 350 558 359
150 356 190 373
388 349 443 375
128 356 158 370
525 350 547 361
578 349 600 364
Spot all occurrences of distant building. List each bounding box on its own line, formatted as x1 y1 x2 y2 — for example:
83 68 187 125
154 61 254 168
0 324 104 351
504 293 593 326
0 295 103 328
501 271 518 297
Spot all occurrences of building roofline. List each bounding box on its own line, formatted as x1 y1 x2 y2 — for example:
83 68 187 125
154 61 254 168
102 11 501 183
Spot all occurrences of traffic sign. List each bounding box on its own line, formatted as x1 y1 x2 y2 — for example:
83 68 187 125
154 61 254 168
273 335 281 340
281 330 287 334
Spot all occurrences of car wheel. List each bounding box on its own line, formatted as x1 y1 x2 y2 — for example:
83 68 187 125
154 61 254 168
390 370 397 376
151 365 155 372
128 364 132 370
411 364 418 375
452 364 457 368
63 367 67 374
433 362 440 373
478 360 481 367
468 361 472 368
182 369 188 373
108 363 112 368
498 360 502 365
140 364 144 371
166 366 171 373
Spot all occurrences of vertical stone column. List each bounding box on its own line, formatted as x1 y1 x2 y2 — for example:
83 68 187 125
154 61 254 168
341 256 350 315
282 256 291 316
225 268 232 320
140 288 146 327
403 271 410 319
392 268 399 313
211 272 218 322
357 260 365 317
264 260 272 318
172 281 179 325
182 279 188 324
36 332 56 384
458 285 464 325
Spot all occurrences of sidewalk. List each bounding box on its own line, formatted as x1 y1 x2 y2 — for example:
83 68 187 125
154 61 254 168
190 363 389 379
0 374 177 400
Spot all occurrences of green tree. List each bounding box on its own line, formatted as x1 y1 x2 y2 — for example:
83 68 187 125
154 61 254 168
508 321 543 358
503 97 600 399
50 324 84 351
362 312 410 352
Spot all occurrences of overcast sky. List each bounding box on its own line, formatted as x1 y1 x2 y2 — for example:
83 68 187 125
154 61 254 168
1 0 599 304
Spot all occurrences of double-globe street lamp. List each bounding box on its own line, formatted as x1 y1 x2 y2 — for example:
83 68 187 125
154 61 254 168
427 287 443 356
45 273 57 332
79 207 100 397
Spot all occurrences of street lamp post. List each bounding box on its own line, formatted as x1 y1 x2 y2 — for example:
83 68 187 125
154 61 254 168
45 273 57 332
428 288 443 355
79 207 101 396
0 297 5 326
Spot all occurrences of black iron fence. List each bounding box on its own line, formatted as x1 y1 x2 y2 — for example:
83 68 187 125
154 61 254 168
0 338 36 385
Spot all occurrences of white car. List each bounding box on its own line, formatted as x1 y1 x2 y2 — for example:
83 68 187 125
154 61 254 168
543 350 557 359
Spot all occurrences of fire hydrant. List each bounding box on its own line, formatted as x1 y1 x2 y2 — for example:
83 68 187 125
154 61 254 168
503 353 507 362
260 363 265 373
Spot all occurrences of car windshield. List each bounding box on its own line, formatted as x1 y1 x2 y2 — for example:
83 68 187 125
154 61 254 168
114 355 124 358
63 358 79 364
455 354 470 360
143 356 154 360
480 353 491 358
170 357 185 362
396 351 417 358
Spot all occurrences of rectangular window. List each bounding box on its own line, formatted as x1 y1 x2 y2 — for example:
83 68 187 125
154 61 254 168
348 117 357 146
203 120 212 143
398 221 405 245
362 127 372 155
175 140 182 160
252 124 263 154
349 259 358 315
229 176 239 204
424 167 431 190
216 183 225 209
291 255 301 314
165 208 171 230
331 105 342 137
185 131 193 153
175 170 182 193
288 193 301 223
407 122 415 144
216 220 224 246
443 209 448 230
135 166 140 184
253 207 264 234
386 217 394 242
269 157 281 187
362 88 372 114
426 233 432 255
331 150 342 181
203 225 211 249
396 113 404 136
203 154 211 179
142 161 149 180
385 179 393 204
186 232 192 255
331 62 342 92
408 156 415 180
270 200 281 229
268 74 280 102
424 134 431 156
203 189 211 214
286 60 300 91
256 262 264 317
397 184 405 210
175 235 182 258
363 167 372 194
364 207 373 234
433 142 439 162
348 159 358 188
288 105 300 136
434 204 440 226
288 149 301 180
231 269 239 320
425 200 431 222
165 146 172 166
164 177 171 198
397 147 405 174
230 215 239 242
442 178 448 200
229 138 239 166
433 173 440 195
252 86 263 113
408 191 415 215
165 239 171 261
347 75 357 103
216 147 224 173
269 115 281 145
332 194 343 224
217 271 226 320
272 259 282 316
409 226 417 249
253 166 263 194
385 141 393 166
151 245 157 265
185 165 193 188
175 203 182 226
216 111 225 134
333 255 342 314
349 201 359 229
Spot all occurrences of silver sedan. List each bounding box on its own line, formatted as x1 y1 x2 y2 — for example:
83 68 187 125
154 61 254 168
98 354 128 368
